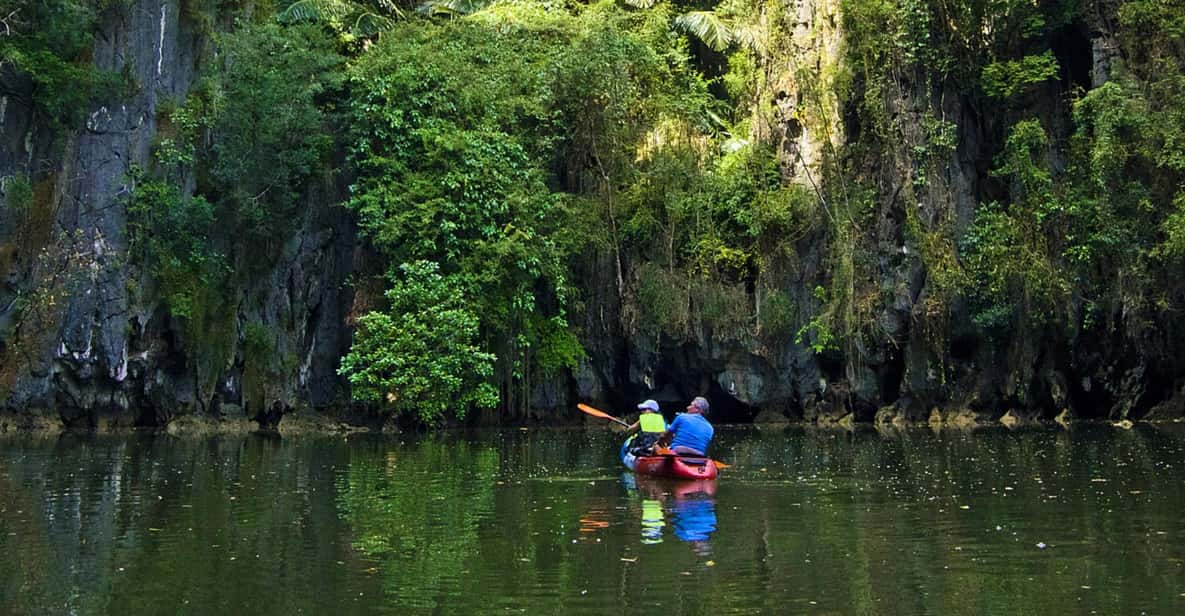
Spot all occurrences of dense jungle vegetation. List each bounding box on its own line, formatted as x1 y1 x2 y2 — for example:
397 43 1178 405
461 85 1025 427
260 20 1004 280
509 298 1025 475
3 0 1184 423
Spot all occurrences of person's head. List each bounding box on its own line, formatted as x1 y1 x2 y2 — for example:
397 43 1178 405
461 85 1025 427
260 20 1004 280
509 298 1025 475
686 396 710 415
637 399 660 414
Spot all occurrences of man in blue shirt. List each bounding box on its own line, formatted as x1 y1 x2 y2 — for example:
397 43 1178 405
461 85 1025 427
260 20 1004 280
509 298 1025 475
659 396 714 456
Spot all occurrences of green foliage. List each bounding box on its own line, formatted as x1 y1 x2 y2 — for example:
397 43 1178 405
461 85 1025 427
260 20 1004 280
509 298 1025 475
795 286 838 353
338 261 498 421
0 0 124 127
124 172 226 321
981 51 1060 99
155 95 213 173
1161 195 1185 261
342 2 720 415
673 11 733 52
636 263 690 337
960 120 1071 331
1117 0 1185 75
758 287 795 338
209 23 342 241
2 174 33 218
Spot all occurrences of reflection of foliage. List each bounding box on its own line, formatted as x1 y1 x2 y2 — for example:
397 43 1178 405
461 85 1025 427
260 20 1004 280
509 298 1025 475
336 439 498 609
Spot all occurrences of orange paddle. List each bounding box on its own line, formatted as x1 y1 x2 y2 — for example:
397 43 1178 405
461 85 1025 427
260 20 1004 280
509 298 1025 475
577 403 631 427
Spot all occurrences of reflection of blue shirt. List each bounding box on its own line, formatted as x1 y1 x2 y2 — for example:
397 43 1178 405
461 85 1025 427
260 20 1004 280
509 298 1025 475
673 497 717 542
668 413 714 454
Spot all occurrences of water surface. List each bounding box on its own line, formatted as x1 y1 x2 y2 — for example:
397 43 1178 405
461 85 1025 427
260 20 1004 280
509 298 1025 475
2 424 1184 614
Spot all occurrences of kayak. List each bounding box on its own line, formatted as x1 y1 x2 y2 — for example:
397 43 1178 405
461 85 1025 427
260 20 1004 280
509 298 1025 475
621 438 719 480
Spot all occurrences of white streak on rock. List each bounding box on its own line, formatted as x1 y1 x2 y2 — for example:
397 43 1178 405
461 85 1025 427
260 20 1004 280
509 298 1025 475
158 5 166 78
115 345 128 382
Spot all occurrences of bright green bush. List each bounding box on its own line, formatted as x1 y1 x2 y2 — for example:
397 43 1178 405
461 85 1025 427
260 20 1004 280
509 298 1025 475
338 261 498 421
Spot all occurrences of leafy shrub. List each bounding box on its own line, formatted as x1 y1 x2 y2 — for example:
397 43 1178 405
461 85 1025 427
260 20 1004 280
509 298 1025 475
338 261 498 421
981 51 1060 99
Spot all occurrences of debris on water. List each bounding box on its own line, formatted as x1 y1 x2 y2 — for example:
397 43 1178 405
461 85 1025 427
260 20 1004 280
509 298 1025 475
705 560 715 567
959 505 970 510
996 525 1003 531
620 557 637 563
580 590 587 595
1036 542 1047 549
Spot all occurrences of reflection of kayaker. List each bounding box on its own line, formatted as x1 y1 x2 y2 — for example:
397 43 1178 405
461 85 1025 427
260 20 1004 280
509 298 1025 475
672 494 716 544
640 498 664 544
624 474 718 550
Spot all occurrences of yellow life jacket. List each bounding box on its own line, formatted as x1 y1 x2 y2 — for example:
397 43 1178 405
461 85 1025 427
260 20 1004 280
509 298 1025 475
639 413 665 434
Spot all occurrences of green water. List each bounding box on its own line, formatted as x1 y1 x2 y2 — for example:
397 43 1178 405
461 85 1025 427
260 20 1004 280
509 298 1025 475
1 425 1184 614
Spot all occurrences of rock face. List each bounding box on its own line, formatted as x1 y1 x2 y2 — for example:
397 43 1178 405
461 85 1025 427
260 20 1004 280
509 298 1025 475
0 1 356 428
569 0 1184 425
1 1 1181 428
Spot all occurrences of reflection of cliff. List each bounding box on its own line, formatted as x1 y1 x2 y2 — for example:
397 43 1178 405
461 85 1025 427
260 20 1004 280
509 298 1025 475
0 435 374 613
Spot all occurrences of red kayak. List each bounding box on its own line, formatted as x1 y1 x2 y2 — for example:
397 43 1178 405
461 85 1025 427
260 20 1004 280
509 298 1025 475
622 439 719 480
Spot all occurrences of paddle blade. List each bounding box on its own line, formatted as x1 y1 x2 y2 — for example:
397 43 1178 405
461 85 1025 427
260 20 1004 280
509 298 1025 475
713 460 730 470
577 403 630 427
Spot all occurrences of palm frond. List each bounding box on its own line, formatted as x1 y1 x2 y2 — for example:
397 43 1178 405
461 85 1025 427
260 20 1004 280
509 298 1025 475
417 0 490 16
622 0 657 9
354 11 400 36
279 0 353 23
731 23 765 53
673 11 732 52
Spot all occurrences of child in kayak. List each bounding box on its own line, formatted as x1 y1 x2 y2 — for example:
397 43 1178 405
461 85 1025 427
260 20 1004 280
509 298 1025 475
625 399 666 455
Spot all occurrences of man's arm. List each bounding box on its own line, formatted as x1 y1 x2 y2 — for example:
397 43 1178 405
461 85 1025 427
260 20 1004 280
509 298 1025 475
657 415 682 446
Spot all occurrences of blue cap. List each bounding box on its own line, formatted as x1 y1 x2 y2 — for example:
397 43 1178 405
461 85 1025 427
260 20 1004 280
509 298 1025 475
637 399 660 412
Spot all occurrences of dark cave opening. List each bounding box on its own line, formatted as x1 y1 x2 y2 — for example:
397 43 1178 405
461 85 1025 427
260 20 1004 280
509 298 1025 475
1051 22 1094 93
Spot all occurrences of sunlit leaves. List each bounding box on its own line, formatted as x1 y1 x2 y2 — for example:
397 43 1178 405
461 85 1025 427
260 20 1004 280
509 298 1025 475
338 261 498 421
981 51 1060 99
